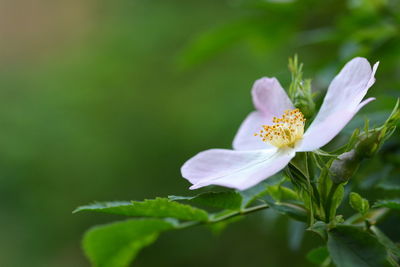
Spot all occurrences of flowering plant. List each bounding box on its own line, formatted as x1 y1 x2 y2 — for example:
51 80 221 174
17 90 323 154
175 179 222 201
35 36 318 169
75 57 400 267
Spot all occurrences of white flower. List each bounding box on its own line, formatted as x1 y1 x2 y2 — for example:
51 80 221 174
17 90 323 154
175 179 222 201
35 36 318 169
181 58 379 190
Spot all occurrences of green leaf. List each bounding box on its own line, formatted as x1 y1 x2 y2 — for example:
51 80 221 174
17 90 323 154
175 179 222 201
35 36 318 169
74 201 135 215
345 208 389 226
371 226 400 259
265 199 308 222
349 192 370 215
308 221 327 241
267 184 299 203
373 199 400 210
240 175 283 208
169 191 243 210
327 225 391 267
83 219 176 267
289 152 309 178
306 246 330 265
330 184 344 220
74 198 209 222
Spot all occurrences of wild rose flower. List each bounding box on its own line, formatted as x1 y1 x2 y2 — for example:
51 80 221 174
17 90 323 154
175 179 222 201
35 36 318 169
181 58 379 190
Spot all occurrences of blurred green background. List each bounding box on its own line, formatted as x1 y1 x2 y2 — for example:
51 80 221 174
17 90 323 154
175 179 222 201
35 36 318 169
0 0 399 266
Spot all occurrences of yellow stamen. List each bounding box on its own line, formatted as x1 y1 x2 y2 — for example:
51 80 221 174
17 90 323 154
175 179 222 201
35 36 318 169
255 109 305 148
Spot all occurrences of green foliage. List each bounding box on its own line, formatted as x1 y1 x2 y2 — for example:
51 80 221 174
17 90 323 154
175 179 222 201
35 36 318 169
373 199 400 210
355 99 400 159
77 186 271 266
288 55 315 119
267 184 299 203
306 246 330 266
370 226 400 262
239 176 282 208
327 225 392 267
75 47 400 266
308 221 328 241
83 219 176 267
74 198 209 222
3 0 400 265
169 191 243 210
328 184 345 222
265 199 308 222
349 192 370 215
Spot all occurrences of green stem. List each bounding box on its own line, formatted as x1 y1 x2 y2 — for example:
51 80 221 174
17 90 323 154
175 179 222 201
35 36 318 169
325 183 339 222
209 204 269 223
176 203 269 229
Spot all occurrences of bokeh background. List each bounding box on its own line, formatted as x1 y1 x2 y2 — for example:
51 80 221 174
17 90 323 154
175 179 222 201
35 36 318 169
0 0 399 266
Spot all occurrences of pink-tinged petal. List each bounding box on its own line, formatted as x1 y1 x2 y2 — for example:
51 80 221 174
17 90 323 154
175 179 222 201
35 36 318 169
232 111 273 150
233 77 294 150
297 58 378 152
181 148 295 191
252 77 295 118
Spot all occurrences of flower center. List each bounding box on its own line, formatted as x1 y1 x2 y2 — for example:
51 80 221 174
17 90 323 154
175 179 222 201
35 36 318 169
254 108 305 148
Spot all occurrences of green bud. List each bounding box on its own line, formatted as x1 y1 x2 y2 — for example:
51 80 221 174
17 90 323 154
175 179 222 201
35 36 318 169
349 192 369 215
288 55 316 119
355 129 382 158
329 150 360 184
355 99 399 158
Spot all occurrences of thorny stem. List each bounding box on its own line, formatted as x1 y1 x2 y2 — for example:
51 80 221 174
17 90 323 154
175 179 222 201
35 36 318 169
176 204 269 229
209 204 269 223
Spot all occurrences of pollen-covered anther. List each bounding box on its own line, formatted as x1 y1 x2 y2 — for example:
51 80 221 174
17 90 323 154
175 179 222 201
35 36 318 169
254 109 305 148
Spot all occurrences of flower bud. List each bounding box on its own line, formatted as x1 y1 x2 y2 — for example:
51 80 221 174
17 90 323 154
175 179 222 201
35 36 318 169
288 56 316 120
355 130 383 158
356 99 399 158
329 150 360 184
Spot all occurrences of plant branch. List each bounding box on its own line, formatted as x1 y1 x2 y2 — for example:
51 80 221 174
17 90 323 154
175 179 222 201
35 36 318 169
176 203 269 229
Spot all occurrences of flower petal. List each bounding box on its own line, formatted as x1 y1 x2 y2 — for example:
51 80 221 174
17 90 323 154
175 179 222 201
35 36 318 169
298 58 378 152
232 111 274 150
181 148 295 190
233 77 294 150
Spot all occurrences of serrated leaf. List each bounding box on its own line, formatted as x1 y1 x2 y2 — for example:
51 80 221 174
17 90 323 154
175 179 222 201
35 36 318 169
83 219 176 267
327 225 391 267
74 198 209 222
169 191 242 210
74 201 135 215
349 192 370 215
373 199 400 210
306 246 329 265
